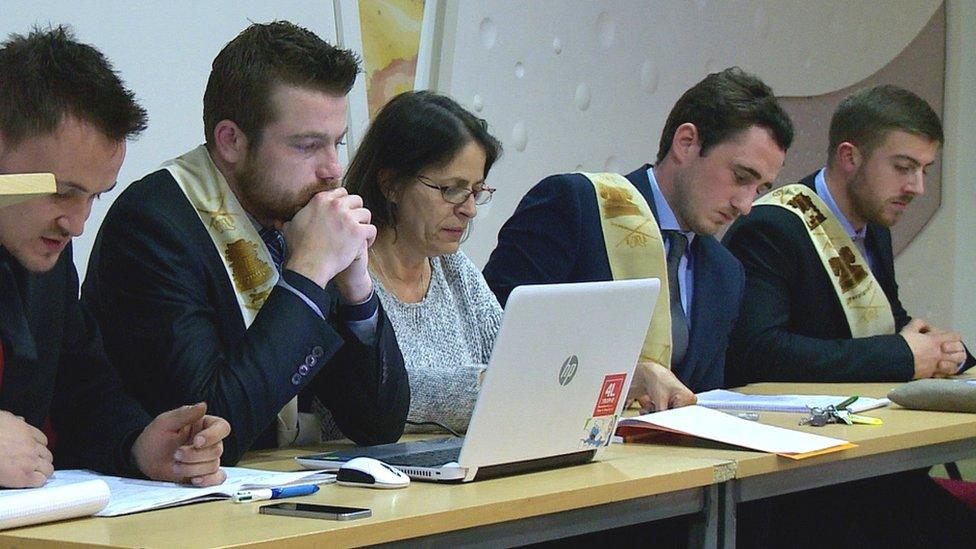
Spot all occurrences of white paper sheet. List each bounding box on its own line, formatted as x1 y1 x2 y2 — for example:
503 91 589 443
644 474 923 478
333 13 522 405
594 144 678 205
617 405 852 455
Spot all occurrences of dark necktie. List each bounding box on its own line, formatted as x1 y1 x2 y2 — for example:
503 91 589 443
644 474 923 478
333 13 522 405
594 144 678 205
259 227 286 273
665 231 689 366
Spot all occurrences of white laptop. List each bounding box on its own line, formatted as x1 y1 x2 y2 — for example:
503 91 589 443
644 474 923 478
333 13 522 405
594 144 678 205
297 278 660 483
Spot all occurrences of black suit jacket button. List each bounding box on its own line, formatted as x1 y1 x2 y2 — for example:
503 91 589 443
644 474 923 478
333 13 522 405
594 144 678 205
311 346 324 358
305 355 316 367
291 373 302 385
299 364 310 376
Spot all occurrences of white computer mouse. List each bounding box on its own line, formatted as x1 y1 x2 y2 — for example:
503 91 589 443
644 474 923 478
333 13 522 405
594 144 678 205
336 457 410 489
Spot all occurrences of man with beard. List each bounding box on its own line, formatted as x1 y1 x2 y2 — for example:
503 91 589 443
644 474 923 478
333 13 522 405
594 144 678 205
724 85 976 547
724 84 973 385
82 21 409 464
0 26 229 488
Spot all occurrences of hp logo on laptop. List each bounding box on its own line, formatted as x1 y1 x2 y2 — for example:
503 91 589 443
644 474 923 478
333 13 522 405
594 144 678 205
558 355 579 386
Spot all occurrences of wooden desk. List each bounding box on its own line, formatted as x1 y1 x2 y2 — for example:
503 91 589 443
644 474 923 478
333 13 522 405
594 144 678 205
633 382 976 548
3 382 972 547
0 444 730 548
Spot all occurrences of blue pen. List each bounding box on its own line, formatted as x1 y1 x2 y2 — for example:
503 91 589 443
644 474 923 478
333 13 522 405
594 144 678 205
232 484 319 503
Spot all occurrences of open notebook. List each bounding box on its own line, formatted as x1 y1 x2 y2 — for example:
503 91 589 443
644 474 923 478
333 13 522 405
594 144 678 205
616 405 856 459
0 467 334 530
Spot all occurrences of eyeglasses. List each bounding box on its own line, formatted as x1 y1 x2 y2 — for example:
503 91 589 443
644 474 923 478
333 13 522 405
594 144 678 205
417 175 495 205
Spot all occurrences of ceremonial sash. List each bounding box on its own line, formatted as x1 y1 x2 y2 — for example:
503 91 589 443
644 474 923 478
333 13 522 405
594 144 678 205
754 184 895 337
582 172 674 367
163 145 306 446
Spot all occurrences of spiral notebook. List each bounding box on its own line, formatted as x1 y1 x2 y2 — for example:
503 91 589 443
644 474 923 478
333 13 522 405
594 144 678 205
696 389 890 414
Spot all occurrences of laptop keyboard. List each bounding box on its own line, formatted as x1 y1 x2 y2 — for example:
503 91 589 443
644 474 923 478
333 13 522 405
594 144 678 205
382 447 462 467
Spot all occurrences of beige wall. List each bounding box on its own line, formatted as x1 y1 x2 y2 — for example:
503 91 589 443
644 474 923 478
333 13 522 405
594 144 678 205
900 0 976 341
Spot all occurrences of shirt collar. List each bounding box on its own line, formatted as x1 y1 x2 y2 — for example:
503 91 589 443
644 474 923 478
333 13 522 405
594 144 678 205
815 167 867 241
244 211 270 234
647 166 696 245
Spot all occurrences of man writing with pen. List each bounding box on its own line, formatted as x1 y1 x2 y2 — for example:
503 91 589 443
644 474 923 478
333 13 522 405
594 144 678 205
0 26 230 488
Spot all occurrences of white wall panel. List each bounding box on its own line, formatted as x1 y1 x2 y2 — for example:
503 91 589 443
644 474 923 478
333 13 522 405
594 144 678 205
437 0 942 266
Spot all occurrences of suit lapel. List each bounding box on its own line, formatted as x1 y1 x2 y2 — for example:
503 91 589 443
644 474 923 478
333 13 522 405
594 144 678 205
683 239 726 387
0 256 37 363
866 224 897 297
625 165 658 218
0 254 42 420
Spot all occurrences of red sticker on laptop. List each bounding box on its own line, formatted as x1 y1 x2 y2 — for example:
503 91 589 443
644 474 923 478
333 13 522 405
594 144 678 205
593 373 627 416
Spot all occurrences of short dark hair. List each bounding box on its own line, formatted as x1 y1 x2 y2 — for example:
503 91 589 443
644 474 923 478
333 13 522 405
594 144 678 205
0 25 147 146
343 90 502 231
203 21 360 149
827 84 942 165
656 67 793 163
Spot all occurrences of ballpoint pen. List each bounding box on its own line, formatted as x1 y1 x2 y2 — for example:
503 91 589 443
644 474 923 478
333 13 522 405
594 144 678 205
835 395 859 410
232 484 320 503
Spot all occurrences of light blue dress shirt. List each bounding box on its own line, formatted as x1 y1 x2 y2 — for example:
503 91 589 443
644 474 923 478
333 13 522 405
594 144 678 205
647 166 694 324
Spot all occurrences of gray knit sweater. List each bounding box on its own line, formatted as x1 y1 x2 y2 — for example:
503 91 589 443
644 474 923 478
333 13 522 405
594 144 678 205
316 251 502 438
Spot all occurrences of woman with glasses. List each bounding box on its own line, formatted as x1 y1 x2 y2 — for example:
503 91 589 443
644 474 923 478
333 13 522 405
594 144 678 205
342 90 503 434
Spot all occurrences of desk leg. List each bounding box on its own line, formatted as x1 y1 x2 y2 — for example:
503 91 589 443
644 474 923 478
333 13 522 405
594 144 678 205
688 484 719 549
718 482 735 549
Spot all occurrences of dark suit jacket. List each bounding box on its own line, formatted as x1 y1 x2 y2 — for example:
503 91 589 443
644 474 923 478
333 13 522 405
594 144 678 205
82 169 409 464
0 246 151 476
483 166 744 392
723 172 975 385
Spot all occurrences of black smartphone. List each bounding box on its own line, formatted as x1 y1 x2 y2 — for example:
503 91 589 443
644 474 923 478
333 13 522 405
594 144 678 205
259 502 372 521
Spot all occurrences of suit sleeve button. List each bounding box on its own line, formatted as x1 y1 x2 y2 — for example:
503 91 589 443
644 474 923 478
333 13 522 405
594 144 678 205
311 346 324 358
291 373 302 385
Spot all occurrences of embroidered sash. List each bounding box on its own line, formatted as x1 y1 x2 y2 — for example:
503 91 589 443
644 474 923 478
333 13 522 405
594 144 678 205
582 172 674 367
754 184 895 337
162 145 303 446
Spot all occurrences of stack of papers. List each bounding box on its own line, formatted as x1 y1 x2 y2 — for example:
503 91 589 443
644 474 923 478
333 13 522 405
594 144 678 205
616 405 856 459
696 389 890 413
0 467 335 530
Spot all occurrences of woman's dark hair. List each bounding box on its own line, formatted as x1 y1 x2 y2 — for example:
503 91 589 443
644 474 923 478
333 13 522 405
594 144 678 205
344 90 502 230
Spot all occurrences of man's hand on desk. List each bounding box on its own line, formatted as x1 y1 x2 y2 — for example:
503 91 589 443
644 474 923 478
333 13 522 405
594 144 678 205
901 319 967 379
0 410 53 488
131 402 230 487
627 361 697 413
